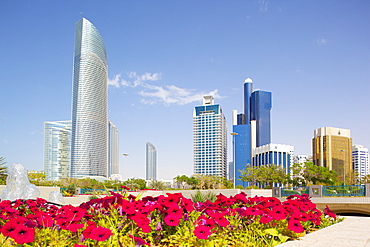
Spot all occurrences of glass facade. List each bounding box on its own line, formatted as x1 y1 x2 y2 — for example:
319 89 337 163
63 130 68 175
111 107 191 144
146 142 157 180
251 90 272 147
108 121 119 177
193 97 227 178
44 121 71 181
352 145 369 179
233 124 251 186
312 127 353 183
71 18 108 178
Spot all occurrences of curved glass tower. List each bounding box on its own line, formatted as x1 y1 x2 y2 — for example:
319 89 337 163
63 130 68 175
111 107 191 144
71 18 108 178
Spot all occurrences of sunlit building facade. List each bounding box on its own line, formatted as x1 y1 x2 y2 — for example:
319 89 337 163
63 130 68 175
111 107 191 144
108 121 119 177
193 96 227 178
312 127 353 183
44 121 71 181
146 142 157 181
252 143 294 174
71 18 108 178
352 145 369 179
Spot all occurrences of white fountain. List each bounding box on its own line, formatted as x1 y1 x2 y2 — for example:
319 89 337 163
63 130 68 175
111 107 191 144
0 163 40 201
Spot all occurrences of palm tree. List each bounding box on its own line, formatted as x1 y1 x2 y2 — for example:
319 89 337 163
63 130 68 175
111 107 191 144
0 157 8 182
147 180 167 190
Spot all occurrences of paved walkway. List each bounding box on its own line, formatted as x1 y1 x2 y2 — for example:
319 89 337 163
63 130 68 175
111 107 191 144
278 216 370 247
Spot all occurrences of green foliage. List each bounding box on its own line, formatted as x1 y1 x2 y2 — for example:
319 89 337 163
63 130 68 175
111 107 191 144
174 174 232 190
236 185 244 189
240 164 288 188
147 180 167 190
290 162 338 186
174 175 191 189
122 178 147 191
190 190 217 203
28 171 46 182
0 157 7 182
63 183 77 196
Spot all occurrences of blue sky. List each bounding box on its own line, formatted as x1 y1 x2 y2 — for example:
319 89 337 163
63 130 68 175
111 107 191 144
1 1 369 180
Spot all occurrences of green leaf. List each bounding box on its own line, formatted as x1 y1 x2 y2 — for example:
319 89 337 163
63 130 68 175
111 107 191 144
264 228 279 236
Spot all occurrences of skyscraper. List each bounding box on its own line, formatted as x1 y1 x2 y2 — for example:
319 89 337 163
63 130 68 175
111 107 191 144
146 142 157 181
312 127 353 183
193 96 227 178
44 121 71 181
232 78 272 186
71 18 108 178
352 145 369 179
251 90 272 147
108 121 119 178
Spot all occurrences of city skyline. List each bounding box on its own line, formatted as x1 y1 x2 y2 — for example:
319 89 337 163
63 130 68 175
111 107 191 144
1 1 370 180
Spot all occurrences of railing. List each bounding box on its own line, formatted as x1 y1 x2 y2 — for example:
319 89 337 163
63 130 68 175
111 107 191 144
281 187 308 197
322 185 365 197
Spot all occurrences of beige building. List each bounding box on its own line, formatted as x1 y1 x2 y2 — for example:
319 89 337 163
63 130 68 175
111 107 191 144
312 127 352 183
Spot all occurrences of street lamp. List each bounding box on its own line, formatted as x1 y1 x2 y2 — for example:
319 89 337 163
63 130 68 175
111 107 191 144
230 132 238 189
122 154 129 180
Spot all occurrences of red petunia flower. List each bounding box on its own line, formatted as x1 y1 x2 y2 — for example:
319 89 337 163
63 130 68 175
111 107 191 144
260 214 273 224
67 223 85 233
194 226 212 239
271 206 288 221
10 224 35 245
129 234 150 246
323 205 337 219
1 220 18 237
164 214 180 226
288 219 304 233
89 226 113 241
165 203 183 217
82 225 96 239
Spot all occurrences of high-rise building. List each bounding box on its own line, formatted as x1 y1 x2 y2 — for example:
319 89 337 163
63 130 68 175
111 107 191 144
146 142 157 181
71 18 108 178
108 121 119 178
352 145 369 179
193 96 227 178
232 78 272 186
251 91 272 147
44 121 71 181
312 127 353 183
252 143 294 174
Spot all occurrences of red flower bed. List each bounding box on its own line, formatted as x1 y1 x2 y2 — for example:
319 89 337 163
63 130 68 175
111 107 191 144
0 193 339 246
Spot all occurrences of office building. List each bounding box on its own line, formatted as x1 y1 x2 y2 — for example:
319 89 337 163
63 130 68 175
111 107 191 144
293 155 309 164
146 142 157 181
193 96 227 178
252 143 294 174
312 127 353 183
352 145 369 179
232 78 272 186
44 121 71 181
108 121 119 178
71 18 108 178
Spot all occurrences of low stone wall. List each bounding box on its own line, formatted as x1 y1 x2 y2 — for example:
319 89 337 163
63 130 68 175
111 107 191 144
0 186 272 206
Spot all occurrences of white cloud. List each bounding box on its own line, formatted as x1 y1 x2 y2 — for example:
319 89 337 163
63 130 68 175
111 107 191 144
109 72 222 106
139 86 222 106
259 0 268 12
108 74 121 88
317 38 328 45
